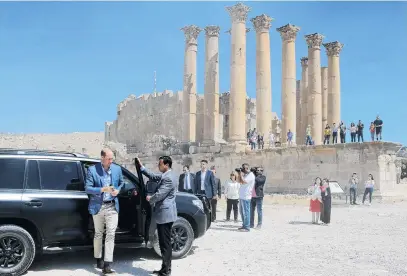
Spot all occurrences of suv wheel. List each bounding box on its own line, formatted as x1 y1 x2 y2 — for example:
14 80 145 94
0 225 36 276
153 217 194 259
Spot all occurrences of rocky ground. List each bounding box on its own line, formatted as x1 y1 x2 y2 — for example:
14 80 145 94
26 200 407 276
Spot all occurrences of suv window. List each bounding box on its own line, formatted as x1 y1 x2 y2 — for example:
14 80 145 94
0 158 26 189
38 160 82 191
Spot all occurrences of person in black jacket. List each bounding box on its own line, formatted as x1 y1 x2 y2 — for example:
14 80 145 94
321 178 332 225
210 166 222 222
250 167 266 229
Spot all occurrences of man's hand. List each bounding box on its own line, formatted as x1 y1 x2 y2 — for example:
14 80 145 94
146 196 151 202
101 186 113 193
212 196 217 200
135 157 143 167
110 189 119 197
133 190 138 196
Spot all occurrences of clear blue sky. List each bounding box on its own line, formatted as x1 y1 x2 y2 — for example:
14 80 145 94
0 1 406 145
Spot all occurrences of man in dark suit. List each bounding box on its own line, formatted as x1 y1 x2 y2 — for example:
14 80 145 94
250 167 266 229
178 165 196 193
85 148 125 274
210 165 221 222
194 160 216 200
136 156 177 276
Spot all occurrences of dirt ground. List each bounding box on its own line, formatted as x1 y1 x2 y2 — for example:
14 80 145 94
26 200 407 276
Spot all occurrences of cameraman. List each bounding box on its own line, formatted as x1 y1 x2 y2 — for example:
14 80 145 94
250 167 266 229
238 163 255 232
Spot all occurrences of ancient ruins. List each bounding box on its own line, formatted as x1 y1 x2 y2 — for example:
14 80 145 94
105 3 344 151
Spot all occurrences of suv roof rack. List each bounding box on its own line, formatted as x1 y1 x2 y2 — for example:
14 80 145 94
0 148 89 158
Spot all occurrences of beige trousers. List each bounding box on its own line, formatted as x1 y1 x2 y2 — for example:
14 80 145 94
93 203 118 262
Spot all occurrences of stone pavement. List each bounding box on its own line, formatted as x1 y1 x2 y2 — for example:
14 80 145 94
26 201 407 276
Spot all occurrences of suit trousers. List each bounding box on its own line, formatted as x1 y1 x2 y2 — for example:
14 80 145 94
93 203 118 262
211 198 218 221
157 222 174 273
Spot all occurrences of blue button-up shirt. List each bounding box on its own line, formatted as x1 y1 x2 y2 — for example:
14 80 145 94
102 166 113 202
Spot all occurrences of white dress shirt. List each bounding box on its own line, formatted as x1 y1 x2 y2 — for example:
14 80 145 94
184 173 191 190
200 170 207 191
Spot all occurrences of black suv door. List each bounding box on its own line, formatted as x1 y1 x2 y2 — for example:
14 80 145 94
0 158 26 218
21 159 90 246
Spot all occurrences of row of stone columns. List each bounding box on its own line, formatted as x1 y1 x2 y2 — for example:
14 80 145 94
180 3 343 147
298 40 343 145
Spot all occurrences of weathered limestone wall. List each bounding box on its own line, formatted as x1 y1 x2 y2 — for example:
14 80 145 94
121 142 406 197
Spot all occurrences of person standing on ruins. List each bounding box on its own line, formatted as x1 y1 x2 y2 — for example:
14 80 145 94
85 148 124 274
369 122 375 141
348 173 359 205
357 120 365 142
332 123 339 144
194 159 217 206
238 163 256 232
374 115 384 141
324 124 331 145
350 123 357 143
178 165 195 194
287 129 294 147
210 165 222 222
224 171 240 222
340 121 347 143
136 156 177 276
250 167 266 229
305 125 312 145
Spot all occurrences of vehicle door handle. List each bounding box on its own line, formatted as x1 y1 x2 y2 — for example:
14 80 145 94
25 200 43 207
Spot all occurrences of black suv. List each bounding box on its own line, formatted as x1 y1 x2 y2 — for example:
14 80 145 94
0 149 212 276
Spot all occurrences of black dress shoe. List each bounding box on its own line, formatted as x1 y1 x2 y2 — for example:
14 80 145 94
152 269 164 275
96 258 104 269
103 262 115 274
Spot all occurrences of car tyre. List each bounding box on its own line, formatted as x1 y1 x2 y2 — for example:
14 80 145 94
0 225 36 276
153 217 194 259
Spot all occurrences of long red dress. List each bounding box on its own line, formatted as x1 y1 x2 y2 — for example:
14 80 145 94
309 185 322 212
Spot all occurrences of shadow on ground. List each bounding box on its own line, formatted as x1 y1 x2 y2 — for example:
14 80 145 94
28 248 156 275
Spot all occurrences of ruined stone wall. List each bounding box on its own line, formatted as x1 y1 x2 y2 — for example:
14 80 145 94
120 142 406 197
106 91 281 148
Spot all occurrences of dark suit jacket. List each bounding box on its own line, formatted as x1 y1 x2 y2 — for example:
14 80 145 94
178 172 196 193
194 170 216 198
214 177 221 198
254 175 266 198
141 167 177 224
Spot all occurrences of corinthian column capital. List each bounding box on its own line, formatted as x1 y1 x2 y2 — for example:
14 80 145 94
181 25 202 43
305 33 324 49
300 57 309 67
276 24 300 42
226 2 251 23
250 14 274 33
323 41 344 57
204 25 220 37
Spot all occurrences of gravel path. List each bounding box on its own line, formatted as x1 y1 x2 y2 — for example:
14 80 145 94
26 201 407 276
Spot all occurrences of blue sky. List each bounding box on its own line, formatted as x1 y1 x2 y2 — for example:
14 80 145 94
0 1 406 145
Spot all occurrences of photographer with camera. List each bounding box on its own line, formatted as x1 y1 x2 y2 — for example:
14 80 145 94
250 167 266 229
237 163 255 232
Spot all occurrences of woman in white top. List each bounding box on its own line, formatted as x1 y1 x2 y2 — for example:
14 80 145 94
362 174 375 205
224 171 240 222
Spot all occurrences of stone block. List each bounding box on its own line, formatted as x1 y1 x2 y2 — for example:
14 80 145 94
209 144 221 153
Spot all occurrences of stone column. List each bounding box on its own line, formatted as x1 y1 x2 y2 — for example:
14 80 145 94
181 25 201 143
300 57 309 144
203 26 220 145
277 24 300 145
296 80 301 144
323 41 344 127
226 3 251 143
321 66 328 135
305 33 324 145
251 14 273 143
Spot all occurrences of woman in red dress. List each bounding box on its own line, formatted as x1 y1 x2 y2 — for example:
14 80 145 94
309 177 322 224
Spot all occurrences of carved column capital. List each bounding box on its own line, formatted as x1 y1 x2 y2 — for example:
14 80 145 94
250 14 273 33
226 2 251 23
276 24 300 42
181 25 202 44
300 57 309 67
204 25 220 37
305 33 324 49
323 41 344 57
225 28 250 34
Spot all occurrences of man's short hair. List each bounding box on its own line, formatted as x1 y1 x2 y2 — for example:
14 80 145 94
183 165 190 170
159 156 172 168
101 148 112 157
201 160 208 164
242 163 250 168
210 165 216 170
